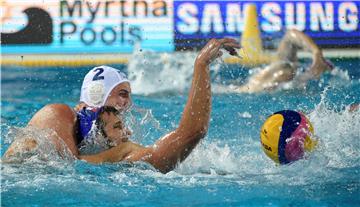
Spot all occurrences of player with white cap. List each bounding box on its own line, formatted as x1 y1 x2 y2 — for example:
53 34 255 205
3 38 241 173
79 65 131 109
76 65 132 145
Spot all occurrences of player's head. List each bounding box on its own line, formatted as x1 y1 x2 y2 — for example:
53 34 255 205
80 66 132 111
96 106 131 146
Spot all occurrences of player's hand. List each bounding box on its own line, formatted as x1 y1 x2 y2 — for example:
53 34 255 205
195 38 240 65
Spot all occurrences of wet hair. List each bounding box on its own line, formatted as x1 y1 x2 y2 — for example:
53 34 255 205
100 106 121 116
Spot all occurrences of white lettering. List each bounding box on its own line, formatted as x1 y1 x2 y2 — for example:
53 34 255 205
177 3 199 34
339 2 358 32
226 3 245 32
285 2 306 31
261 3 282 32
201 4 224 33
310 2 334 31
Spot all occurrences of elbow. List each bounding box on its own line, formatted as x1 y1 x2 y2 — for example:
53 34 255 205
187 124 208 141
196 120 209 137
194 126 208 139
178 118 209 140
186 125 208 141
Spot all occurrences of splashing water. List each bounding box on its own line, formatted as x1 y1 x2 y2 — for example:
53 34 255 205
127 50 197 95
308 87 360 169
2 126 75 163
1 59 359 206
127 50 225 95
127 49 353 97
124 106 164 145
171 94 360 189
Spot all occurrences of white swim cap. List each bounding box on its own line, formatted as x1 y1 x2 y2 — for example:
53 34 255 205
80 65 130 107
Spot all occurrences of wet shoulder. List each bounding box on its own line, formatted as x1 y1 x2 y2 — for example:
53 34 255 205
28 104 76 127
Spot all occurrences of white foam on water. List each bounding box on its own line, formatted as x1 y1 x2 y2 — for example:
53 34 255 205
308 88 360 169
280 66 351 91
152 89 359 186
2 126 75 163
127 49 354 95
127 50 197 95
127 49 225 95
124 106 164 144
2 85 358 189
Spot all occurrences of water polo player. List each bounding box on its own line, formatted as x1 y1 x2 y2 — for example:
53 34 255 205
235 29 334 93
3 38 241 173
260 110 318 164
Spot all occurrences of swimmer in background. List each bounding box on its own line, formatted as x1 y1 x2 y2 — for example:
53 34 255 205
234 29 334 93
3 38 241 173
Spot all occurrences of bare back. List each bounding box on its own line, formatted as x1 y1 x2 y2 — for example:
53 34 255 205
4 104 79 159
28 104 79 156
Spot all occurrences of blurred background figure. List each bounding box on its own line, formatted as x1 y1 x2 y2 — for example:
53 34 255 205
233 29 334 93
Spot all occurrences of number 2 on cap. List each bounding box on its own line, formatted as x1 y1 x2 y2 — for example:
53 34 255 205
93 68 105 81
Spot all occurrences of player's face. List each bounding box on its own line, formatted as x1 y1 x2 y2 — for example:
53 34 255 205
104 82 132 111
100 112 131 145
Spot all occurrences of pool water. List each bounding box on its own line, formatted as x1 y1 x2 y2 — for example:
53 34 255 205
1 54 360 206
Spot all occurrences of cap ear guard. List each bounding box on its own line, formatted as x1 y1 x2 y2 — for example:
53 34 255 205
77 107 102 143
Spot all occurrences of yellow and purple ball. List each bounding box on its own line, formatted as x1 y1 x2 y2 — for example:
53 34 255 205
260 110 317 164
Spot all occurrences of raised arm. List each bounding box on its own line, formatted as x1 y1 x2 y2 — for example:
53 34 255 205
277 29 321 63
125 38 240 173
277 29 333 79
80 39 240 172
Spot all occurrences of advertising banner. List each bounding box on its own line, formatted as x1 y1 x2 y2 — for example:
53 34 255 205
1 0 174 54
1 0 359 54
174 1 360 50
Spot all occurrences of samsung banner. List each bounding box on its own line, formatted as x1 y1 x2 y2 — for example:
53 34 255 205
1 0 174 54
174 1 360 50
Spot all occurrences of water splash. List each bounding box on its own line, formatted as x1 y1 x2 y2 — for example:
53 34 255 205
125 106 164 144
127 50 197 95
165 91 359 185
309 88 360 169
127 50 225 95
2 126 75 163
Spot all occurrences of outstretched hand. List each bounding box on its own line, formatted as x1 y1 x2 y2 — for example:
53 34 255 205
195 38 241 65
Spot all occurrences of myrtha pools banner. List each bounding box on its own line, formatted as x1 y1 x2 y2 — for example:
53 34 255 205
1 0 174 54
1 0 359 54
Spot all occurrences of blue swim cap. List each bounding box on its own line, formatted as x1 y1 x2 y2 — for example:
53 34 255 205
77 107 101 143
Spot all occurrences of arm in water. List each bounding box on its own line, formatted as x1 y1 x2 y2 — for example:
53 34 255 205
80 39 241 173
